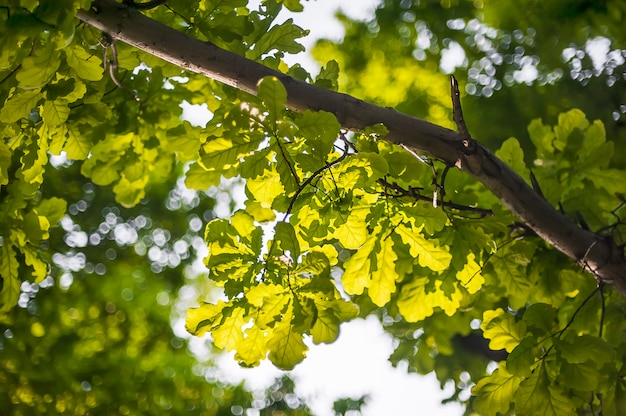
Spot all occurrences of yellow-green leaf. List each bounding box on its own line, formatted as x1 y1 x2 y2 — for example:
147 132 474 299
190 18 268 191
472 363 522 416
235 325 269 367
481 308 527 353
41 99 70 126
65 45 103 81
395 223 451 272
341 236 376 296
16 46 60 88
246 169 284 209
0 142 10 186
456 253 484 294
0 88 42 123
185 301 226 336
212 306 246 351
369 237 399 306
63 123 91 160
515 365 577 416
397 277 463 322
0 244 20 313
267 320 308 370
334 209 368 250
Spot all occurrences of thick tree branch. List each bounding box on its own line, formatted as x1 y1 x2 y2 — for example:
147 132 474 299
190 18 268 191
76 0 626 296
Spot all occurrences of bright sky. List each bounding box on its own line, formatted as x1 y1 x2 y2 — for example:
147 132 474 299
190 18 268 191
196 2 465 415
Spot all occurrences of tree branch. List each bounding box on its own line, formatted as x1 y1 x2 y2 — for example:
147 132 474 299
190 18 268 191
76 0 626 296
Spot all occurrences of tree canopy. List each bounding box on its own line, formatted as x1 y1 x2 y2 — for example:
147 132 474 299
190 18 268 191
1 0 626 415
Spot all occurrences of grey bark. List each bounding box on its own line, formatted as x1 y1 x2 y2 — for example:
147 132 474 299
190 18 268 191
77 0 626 296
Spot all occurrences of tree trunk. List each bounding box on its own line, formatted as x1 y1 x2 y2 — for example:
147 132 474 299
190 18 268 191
76 0 626 296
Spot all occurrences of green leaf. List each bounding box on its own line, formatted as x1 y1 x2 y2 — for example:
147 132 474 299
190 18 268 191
341 236 376 296
396 276 463 322
274 222 300 259
554 108 589 151
65 45 104 81
267 319 308 370
496 137 529 179
481 308 527 353
257 76 287 128
249 19 307 60
333 205 369 250
472 363 521 416
514 365 577 416
554 333 615 367
557 359 600 391
506 336 537 377
522 303 557 334
41 99 70 126
22 245 48 282
200 137 260 172
296 110 340 154
0 142 10 186
369 237 399 306
166 122 203 161
246 169 284 209
394 223 451 272
63 123 91 160
527 118 555 157
400 205 448 235
586 168 626 194
35 197 67 226
15 45 60 88
0 88 42 123
236 325 269 367
455 252 484 294
281 0 304 12
315 60 340 90
184 161 225 190
310 306 341 344
0 244 20 313
212 305 246 351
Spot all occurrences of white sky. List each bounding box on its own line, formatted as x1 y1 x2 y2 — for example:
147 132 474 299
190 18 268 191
199 2 465 415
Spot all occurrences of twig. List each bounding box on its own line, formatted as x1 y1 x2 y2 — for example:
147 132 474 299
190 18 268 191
450 75 475 152
101 33 141 102
377 178 493 217
123 0 167 10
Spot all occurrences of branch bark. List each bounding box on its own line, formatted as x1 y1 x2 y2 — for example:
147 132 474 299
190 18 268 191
77 0 626 296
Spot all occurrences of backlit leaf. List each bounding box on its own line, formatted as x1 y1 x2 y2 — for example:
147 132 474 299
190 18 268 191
369 237 399 306
341 236 376 296
65 45 103 81
394 223 451 272
481 308 527 353
268 319 308 370
514 365 577 416
0 88 41 123
0 245 20 313
15 46 60 88
472 363 521 416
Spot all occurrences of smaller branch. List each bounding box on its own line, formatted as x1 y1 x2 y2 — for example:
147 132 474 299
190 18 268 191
378 179 493 218
529 169 545 200
556 287 599 338
0 64 21 87
598 283 605 338
122 0 167 10
100 33 141 102
450 75 474 152
282 144 349 220
274 136 301 188
538 286 601 361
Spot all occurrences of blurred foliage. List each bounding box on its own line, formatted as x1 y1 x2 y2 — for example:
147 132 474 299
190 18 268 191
1 161 311 414
312 0 626 163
